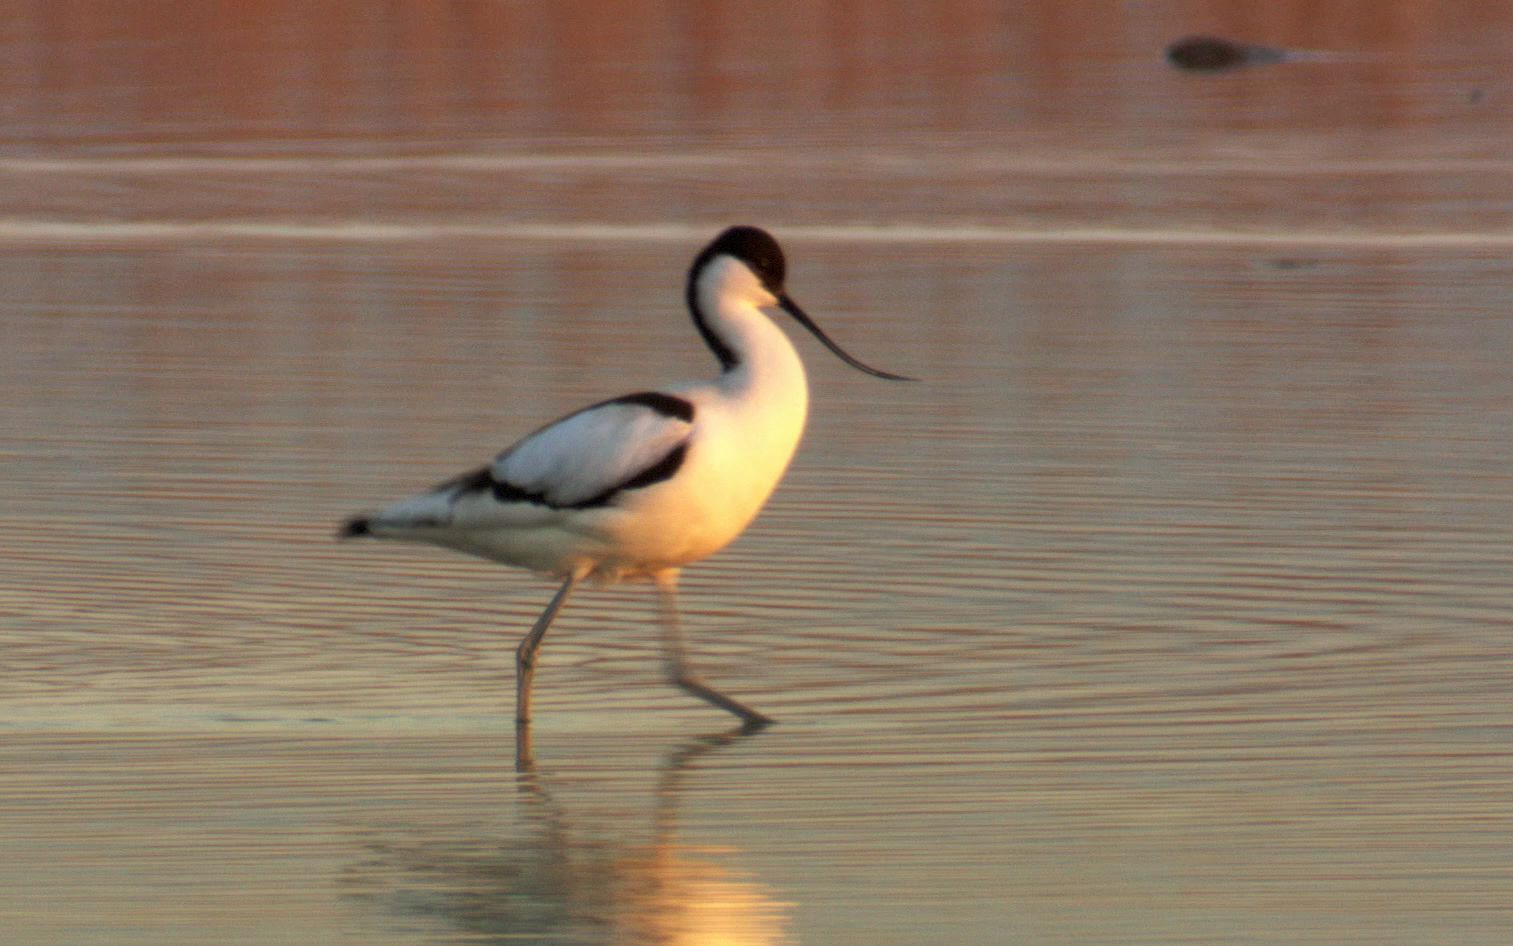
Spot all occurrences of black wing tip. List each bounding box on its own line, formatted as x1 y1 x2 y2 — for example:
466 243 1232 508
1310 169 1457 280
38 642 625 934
338 516 372 539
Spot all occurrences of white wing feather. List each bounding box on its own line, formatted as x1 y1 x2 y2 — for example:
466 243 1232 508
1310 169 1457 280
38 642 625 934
361 398 693 536
495 400 691 507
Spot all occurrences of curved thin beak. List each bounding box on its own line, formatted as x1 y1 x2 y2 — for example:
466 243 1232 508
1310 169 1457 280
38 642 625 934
778 294 916 381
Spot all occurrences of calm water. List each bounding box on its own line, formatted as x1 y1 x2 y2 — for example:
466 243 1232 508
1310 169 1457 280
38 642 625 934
4 3 1513 944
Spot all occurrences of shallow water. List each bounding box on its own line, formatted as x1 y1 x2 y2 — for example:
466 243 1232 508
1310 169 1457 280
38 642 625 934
4 3 1513 945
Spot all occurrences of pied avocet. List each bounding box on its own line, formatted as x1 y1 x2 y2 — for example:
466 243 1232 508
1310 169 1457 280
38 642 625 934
341 226 912 728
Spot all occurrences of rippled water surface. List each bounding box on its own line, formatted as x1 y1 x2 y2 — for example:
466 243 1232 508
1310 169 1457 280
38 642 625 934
4 3 1513 944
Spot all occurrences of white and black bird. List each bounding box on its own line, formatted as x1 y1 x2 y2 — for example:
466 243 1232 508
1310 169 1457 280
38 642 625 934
340 225 912 728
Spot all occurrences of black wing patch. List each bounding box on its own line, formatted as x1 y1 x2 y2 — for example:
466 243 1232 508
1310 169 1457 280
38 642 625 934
603 391 695 423
444 442 690 511
576 441 687 507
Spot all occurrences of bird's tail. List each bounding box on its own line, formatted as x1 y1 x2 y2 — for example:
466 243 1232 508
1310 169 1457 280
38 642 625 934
336 487 458 539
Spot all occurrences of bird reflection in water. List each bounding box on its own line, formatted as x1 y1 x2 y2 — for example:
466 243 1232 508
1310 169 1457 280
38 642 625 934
345 729 790 945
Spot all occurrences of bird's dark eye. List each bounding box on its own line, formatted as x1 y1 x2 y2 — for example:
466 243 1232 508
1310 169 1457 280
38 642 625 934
756 254 784 286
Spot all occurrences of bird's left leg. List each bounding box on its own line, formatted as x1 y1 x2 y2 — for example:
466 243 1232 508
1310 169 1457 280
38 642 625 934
516 570 583 726
655 569 773 729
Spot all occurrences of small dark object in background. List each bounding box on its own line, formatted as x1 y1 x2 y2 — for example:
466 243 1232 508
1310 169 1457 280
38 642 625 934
1266 257 1319 271
1468 88 1486 105
1166 36 1288 72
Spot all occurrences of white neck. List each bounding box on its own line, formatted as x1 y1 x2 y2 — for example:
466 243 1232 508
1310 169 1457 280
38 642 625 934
687 259 810 462
675 254 814 526
694 257 806 387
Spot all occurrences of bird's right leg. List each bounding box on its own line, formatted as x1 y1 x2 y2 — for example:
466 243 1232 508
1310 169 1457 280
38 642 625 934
516 572 581 727
655 569 773 729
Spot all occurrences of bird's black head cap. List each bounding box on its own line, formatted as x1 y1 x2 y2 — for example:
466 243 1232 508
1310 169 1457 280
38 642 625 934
691 225 786 293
